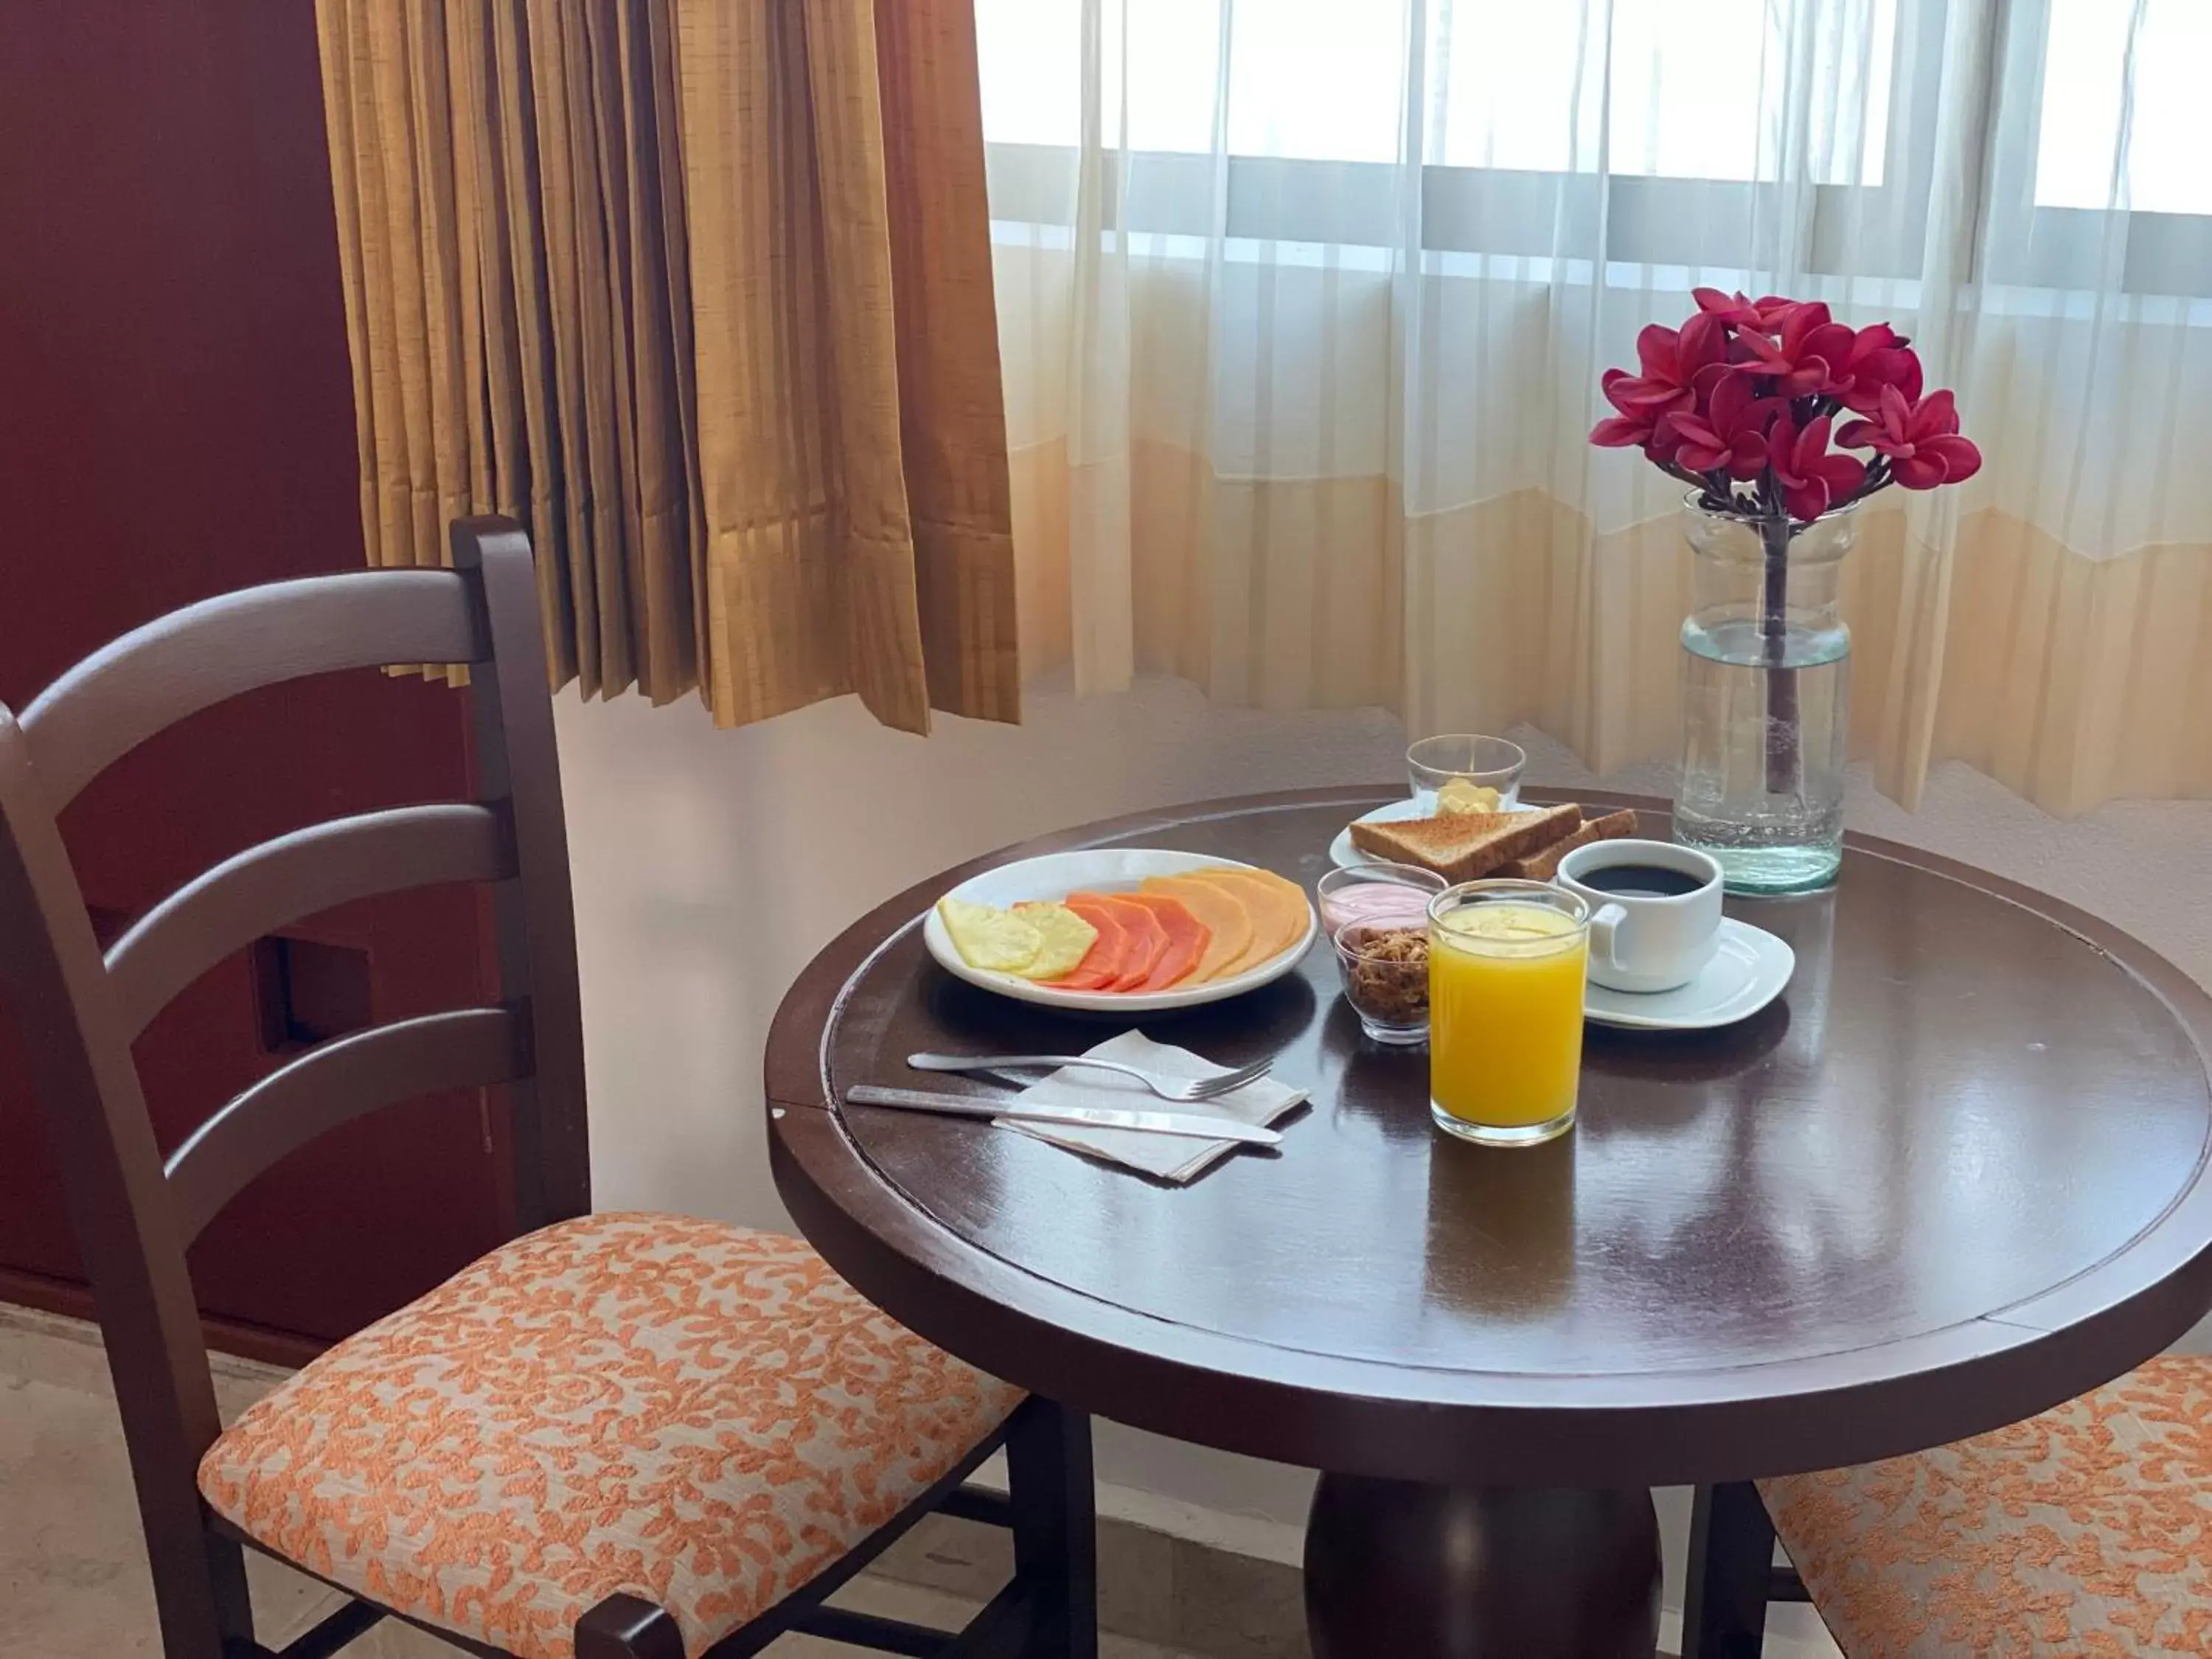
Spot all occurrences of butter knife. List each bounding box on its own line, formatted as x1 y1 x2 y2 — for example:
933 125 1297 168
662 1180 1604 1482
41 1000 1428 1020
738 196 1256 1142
844 1085 1280 1145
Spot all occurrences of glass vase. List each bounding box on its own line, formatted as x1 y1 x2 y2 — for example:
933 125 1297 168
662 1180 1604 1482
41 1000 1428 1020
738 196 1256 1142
1672 498 1855 894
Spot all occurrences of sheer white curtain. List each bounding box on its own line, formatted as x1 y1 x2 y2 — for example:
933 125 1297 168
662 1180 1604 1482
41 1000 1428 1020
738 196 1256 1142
978 0 2212 813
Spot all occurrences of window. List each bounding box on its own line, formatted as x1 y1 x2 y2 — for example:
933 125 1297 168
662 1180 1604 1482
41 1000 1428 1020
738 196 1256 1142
2034 0 2211 214
980 0 1896 179
1986 0 2212 296
1433 0 1894 185
979 0 1911 265
979 0 2212 296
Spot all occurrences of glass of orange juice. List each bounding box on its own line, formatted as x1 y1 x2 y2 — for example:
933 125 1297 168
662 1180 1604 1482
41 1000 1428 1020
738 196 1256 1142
1427 880 1618 1147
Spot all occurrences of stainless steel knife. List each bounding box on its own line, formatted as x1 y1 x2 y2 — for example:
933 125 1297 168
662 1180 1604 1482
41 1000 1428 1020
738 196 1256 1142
844 1085 1281 1145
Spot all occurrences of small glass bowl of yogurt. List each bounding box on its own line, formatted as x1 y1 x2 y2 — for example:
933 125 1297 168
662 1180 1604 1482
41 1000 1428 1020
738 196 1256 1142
1316 863 1449 936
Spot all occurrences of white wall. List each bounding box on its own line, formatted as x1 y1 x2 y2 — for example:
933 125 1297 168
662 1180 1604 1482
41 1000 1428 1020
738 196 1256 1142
553 674 2212 1613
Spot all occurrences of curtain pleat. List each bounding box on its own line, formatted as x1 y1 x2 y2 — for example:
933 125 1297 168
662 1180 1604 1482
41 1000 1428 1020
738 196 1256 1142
609 0 701 703
315 7 382 568
524 0 614 693
476 0 577 687
313 0 1018 731
678 0 850 724
316 0 476 685
875 0 1022 723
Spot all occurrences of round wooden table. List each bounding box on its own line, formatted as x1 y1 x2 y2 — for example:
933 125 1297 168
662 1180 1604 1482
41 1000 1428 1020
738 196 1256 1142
764 788 2212 1657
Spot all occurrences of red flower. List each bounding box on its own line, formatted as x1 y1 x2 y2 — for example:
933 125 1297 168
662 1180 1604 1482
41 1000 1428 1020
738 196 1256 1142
1834 328 1924 415
1767 412 1867 521
1590 293 1974 521
1660 370 1779 479
1693 288 1801 332
1733 302 1859 398
1602 314 1731 419
1590 369 1661 448
1837 386 1982 488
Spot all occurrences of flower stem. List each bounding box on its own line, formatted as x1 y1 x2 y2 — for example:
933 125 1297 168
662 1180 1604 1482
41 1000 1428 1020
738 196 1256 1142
1761 512 1799 799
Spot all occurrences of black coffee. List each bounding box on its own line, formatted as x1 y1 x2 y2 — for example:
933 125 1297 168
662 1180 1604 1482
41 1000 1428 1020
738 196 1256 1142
1576 863 1707 898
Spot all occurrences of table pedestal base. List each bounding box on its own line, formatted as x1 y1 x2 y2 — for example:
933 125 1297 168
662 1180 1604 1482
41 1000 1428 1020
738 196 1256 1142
1304 1475 1660 1658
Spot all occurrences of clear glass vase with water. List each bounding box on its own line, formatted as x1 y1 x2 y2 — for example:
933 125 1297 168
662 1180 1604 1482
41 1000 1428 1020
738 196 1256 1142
1673 499 1854 894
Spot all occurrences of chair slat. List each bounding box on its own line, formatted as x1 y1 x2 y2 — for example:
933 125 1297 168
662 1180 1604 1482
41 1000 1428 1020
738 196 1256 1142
163 1007 526 1247
106 805 512 1041
21 568 487 810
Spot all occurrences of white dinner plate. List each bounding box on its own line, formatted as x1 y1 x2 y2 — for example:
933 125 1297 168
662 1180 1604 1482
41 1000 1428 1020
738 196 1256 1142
922 848 1318 1013
1583 917 1795 1030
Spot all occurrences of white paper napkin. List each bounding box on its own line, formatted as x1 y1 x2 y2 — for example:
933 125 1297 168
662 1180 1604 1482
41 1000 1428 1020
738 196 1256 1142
1002 1030 1307 1183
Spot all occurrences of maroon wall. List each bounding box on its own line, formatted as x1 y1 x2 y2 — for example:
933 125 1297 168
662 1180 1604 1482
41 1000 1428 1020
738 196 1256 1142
0 4 507 1346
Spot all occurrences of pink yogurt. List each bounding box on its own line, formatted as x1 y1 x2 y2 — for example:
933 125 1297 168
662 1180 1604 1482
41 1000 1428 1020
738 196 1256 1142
1321 882 1434 935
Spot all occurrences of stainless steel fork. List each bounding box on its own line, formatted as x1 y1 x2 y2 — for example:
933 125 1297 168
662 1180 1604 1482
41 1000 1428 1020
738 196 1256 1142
906 1051 1273 1103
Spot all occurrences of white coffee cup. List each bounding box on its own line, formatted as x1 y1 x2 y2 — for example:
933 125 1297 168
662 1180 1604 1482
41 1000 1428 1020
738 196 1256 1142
1556 839 1724 994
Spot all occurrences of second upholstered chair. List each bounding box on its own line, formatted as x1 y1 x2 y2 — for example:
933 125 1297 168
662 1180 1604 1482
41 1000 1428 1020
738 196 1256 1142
0 517 1094 1659
1686 1354 2212 1656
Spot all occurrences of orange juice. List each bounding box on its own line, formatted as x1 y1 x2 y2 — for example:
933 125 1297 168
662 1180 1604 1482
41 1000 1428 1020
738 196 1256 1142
1429 898 1588 1144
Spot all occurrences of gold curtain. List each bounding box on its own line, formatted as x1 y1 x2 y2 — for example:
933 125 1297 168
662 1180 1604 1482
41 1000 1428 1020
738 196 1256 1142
313 0 1018 732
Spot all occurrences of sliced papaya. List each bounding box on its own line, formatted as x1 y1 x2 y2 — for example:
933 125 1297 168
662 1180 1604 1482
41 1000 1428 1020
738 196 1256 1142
1071 892 1168 990
1186 868 1307 970
1142 874 1254 982
1103 898 1169 990
1059 895 1130 989
1052 937 1119 990
1124 893 1209 990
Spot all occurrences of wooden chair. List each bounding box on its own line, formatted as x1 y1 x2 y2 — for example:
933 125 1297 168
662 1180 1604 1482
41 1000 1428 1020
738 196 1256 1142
0 517 1096 1659
1685 1354 2212 1656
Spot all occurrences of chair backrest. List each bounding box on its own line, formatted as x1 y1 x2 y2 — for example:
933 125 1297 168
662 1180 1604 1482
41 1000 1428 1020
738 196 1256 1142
0 517 588 1656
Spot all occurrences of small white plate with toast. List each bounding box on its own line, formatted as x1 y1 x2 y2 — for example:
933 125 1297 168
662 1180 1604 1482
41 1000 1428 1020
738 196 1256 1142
1329 800 1639 879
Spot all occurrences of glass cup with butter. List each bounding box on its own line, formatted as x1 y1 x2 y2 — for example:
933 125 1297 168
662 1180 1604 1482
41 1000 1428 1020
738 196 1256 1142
1405 734 1526 813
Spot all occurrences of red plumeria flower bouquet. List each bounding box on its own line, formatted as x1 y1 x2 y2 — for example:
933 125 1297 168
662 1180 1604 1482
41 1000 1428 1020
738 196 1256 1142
1588 291 1980 801
1590 288 1981 519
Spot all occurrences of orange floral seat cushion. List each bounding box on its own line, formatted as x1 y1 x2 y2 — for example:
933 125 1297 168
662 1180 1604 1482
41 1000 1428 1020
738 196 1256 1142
198 1211 1023 1659
1760 1355 2212 1656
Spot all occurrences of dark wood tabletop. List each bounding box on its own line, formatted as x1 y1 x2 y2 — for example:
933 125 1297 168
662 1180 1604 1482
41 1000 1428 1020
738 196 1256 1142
765 787 2212 1489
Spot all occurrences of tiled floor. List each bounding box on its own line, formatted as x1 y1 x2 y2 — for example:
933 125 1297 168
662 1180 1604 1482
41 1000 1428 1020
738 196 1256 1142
0 1306 1198 1659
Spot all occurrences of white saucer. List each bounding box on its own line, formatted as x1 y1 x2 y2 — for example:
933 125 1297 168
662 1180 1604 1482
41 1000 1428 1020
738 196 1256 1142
1329 793 1523 869
1583 917 1795 1031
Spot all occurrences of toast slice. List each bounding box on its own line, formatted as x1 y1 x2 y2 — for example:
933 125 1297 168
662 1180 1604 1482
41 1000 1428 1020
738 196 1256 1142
1349 802 1582 883
1495 808 1640 880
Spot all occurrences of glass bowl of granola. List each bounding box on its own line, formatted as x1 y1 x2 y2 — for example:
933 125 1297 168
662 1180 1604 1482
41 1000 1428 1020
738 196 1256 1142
1331 918 1430 1046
